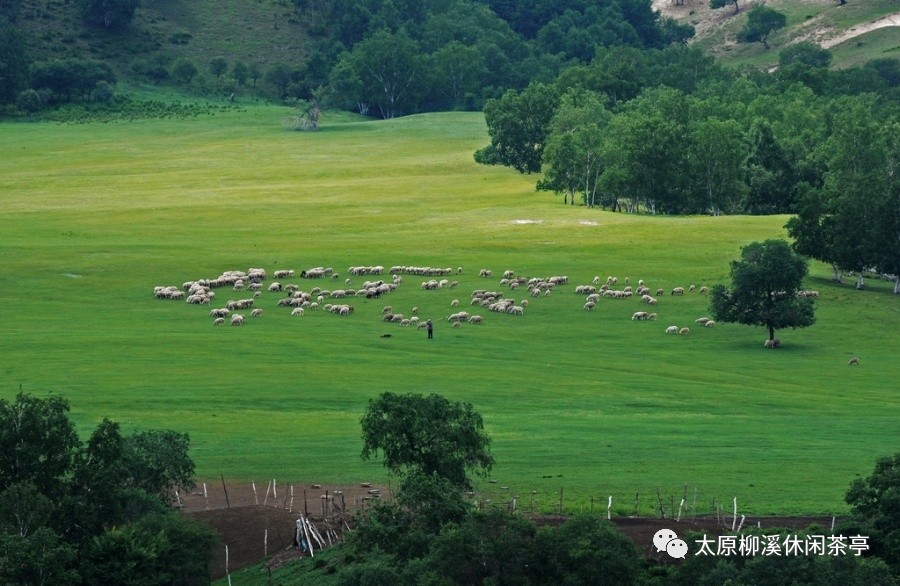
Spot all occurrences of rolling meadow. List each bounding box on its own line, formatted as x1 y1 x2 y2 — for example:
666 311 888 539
1 104 897 516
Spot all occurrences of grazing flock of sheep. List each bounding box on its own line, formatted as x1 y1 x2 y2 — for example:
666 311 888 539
154 265 721 338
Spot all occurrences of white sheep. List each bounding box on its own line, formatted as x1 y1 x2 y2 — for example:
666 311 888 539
230 314 245 326
213 317 225 326
679 327 690 335
666 325 679 334
467 315 483 324
672 287 685 296
695 317 710 325
450 299 459 307
632 311 648 320
251 309 263 317
291 307 305 317
848 356 859 365
583 301 596 311
703 320 715 328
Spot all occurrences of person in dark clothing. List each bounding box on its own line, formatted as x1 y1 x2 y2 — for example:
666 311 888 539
426 319 433 339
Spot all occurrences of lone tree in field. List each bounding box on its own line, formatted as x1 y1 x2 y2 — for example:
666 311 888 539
361 392 493 489
738 6 787 50
710 239 816 346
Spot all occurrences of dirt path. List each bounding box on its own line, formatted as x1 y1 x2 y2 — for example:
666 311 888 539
820 12 900 48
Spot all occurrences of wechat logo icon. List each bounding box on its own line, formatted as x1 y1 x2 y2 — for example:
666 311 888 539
653 528 688 559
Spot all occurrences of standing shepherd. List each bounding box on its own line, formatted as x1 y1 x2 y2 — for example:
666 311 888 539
426 319 433 339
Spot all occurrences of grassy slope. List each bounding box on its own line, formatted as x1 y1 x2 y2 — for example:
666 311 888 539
1 107 897 516
662 0 898 69
17 0 307 73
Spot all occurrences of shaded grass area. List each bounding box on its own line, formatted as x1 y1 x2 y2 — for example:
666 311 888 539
0 108 897 515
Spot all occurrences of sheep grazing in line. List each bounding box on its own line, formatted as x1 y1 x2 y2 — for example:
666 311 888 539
382 306 393 314
699 286 709 294
503 270 515 279
632 311 649 321
666 325 679 334
457 267 463 274
451 299 460 307
452 321 461 328
656 288 665 296
213 317 225 326
592 276 601 285
268 282 281 292
274 270 294 279
672 287 685 296
467 315 483 324
250 309 263 317
689 284 696 292
520 299 529 307
848 356 860 365
583 301 596 311
703 320 715 328
291 307 305 317
695 317 710 325
230 314 245 326
210 308 230 318
638 279 645 286
647 312 657 320
409 316 420 324
679 327 690 335
479 269 492 277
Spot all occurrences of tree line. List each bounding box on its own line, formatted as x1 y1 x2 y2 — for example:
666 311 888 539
0 392 214 584
474 44 898 287
1 0 692 116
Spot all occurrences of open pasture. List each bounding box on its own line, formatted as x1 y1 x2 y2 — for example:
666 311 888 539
0 107 897 515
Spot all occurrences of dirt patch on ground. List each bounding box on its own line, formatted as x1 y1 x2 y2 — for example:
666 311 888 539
182 480 387 580
186 481 835 580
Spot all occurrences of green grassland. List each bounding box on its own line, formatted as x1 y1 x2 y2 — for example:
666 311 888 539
1 105 897 516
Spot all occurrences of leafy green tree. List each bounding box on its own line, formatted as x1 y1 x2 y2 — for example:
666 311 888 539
208 56 228 82
231 60 248 86
265 63 293 98
0 16 29 104
427 509 538 585
779 42 832 69
738 6 786 50
790 97 897 290
83 512 216 585
430 41 484 110
710 239 816 344
689 116 746 215
15 89 42 113
843 452 900 573
360 392 493 489
123 429 195 504
0 393 79 498
78 0 140 29
710 0 740 14
248 62 261 87
533 515 643 585
538 90 611 206
0 526 79 585
170 58 198 85
478 82 560 173
346 29 424 118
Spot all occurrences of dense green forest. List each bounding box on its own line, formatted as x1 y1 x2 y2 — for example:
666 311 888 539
1 0 693 115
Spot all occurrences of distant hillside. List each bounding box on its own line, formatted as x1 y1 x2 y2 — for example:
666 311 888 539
652 0 899 68
16 0 308 75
